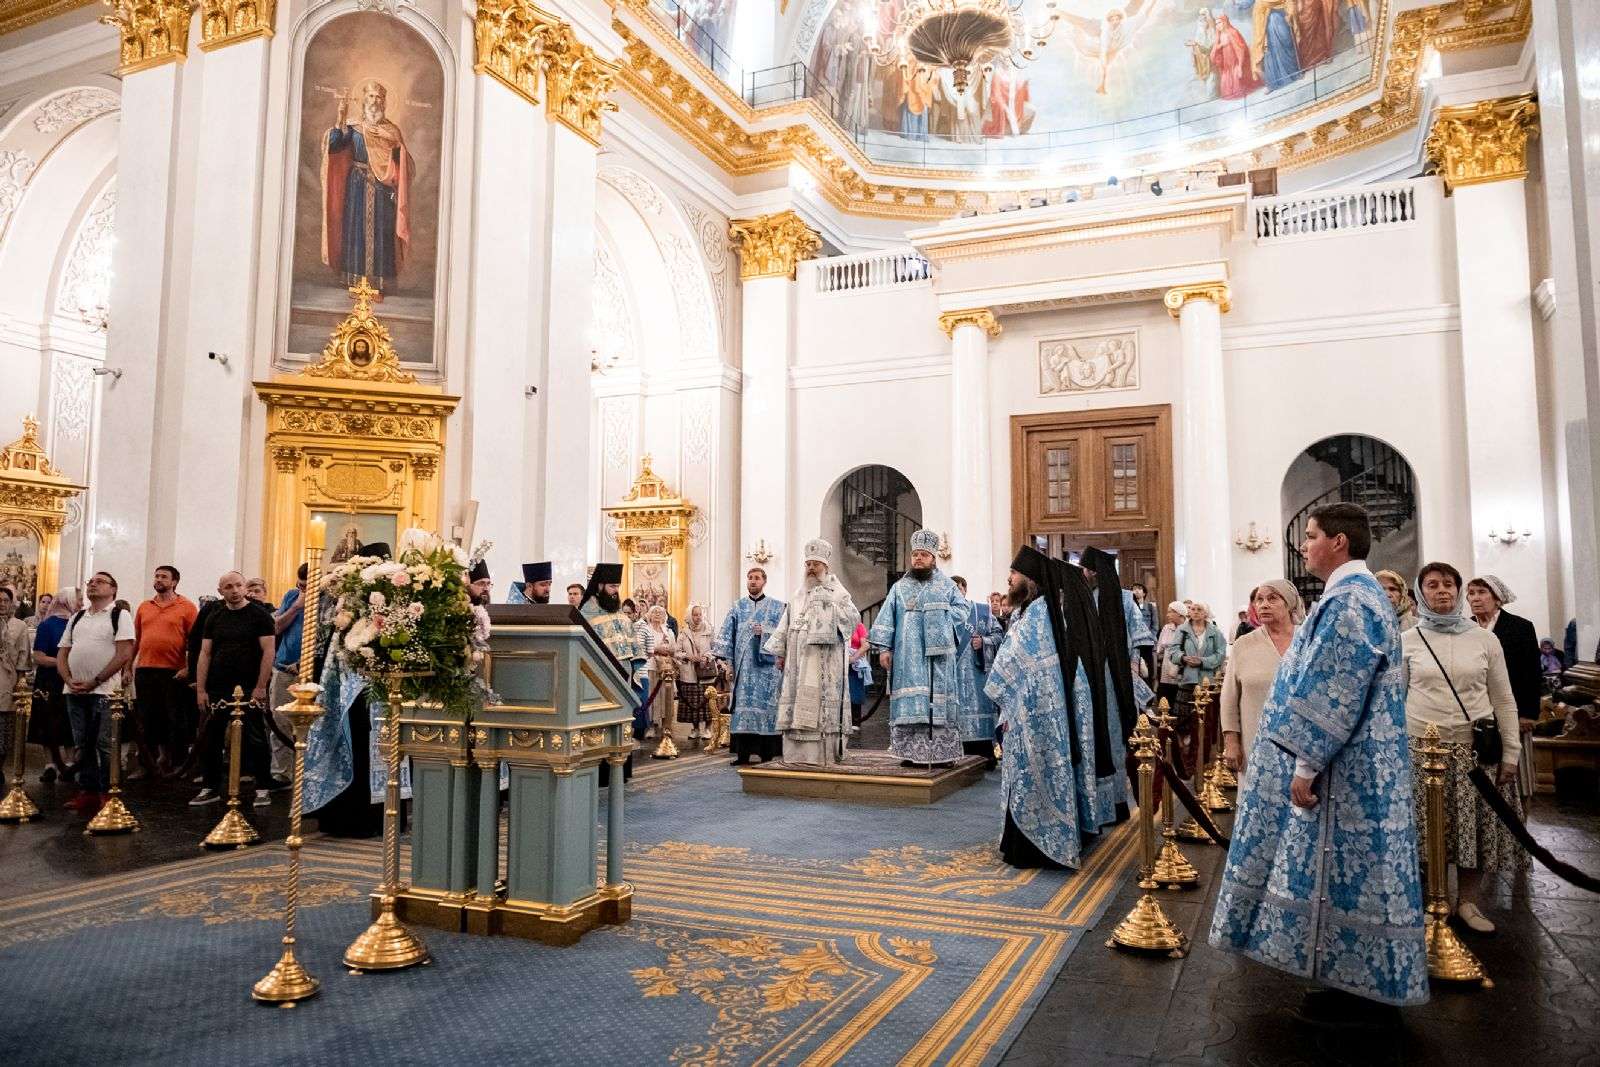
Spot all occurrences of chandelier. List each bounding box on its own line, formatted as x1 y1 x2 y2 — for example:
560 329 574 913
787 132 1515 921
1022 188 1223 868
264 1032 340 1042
862 0 1060 94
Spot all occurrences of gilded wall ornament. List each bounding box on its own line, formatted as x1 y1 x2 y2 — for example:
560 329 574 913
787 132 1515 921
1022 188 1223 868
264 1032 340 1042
728 210 820 281
474 0 618 145
302 278 418 384
542 22 620 147
1163 283 1232 317
197 0 274 51
937 308 1001 339
100 0 195 75
1424 93 1539 192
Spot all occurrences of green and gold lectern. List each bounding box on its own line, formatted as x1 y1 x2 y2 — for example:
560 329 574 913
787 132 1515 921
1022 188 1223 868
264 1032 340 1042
395 605 635 945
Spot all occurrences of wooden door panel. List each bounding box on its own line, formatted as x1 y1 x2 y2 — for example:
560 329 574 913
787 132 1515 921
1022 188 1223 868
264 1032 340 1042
1026 430 1089 527
1097 429 1156 525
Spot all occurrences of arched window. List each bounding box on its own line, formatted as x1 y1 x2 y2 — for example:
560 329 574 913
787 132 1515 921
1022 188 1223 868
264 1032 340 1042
1281 435 1419 601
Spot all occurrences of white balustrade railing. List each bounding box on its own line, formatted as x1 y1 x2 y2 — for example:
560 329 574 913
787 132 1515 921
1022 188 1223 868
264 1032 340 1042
811 248 932 294
1253 180 1421 241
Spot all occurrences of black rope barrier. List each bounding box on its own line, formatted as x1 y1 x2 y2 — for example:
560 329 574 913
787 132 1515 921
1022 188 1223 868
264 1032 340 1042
1156 756 1231 845
1469 766 1600 894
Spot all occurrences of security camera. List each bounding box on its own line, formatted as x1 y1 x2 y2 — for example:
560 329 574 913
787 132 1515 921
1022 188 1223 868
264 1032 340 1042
208 351 230 367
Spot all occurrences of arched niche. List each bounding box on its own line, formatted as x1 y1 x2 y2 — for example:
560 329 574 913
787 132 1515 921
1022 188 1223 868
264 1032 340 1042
1280 433 1419 600
818 463 924 612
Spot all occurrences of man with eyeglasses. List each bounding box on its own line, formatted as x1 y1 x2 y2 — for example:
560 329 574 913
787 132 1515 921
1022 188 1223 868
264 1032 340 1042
56 571 136 816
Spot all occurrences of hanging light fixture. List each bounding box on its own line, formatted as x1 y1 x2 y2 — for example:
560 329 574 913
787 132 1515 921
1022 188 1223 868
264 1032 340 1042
862 0 1061 95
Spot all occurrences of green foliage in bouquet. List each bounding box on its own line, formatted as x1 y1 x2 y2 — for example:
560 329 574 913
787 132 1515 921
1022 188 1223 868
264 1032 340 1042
325 528 479 713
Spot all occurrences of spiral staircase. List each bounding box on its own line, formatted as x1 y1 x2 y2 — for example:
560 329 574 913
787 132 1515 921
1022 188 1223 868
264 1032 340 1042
841 465 919 629
1284 436 1418 603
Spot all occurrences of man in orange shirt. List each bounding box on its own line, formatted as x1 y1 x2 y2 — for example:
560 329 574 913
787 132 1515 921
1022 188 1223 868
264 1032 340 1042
132 565 198 777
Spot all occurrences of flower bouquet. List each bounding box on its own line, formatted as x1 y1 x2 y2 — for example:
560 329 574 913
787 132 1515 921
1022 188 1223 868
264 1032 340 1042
325 527 479 713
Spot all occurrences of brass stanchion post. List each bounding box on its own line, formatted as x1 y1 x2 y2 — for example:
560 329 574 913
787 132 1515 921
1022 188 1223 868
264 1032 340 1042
1420 724 1491 988
1108 713 1189 956
86 692 139 835
704 685 724 754
254 529 325 1004
1193 680 1232 812
1150 698 1198 888
203 686 260 849
652 661 680 760
343 671 429 972
1175 683 1209 842
0 675 39 823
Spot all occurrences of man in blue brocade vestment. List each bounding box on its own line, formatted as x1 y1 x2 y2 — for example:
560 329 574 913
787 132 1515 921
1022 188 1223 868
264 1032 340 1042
713 566 786 765
869 530 970 766
1210 504 1427 1022
951 575 1002 766
322 80 413 292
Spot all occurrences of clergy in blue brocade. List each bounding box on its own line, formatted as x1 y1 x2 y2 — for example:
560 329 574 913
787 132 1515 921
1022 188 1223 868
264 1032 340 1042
321 80 414 291
1081 547 1156 794
506 561 552 604
1059 560 1130 831
986 547 1091 869
578 562 645 785
713 566 786 765
869 530 971 766
951 575 1001 765
303 643 409 838
1210 504 1428 1022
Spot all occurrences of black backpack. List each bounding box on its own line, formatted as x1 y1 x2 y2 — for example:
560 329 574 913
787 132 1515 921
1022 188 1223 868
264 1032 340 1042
66 604 125 645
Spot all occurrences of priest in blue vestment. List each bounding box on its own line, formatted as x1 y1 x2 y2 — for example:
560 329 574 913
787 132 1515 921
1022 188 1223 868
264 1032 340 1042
951 575 1001 765
869 530 971 766
505 561 552 604
1059 560 1129 831
713 565 786 765
1210 504 1428 1021
1081 547 1156 806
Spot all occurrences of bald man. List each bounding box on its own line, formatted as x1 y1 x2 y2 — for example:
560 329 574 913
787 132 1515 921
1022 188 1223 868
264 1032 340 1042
192 570 276 807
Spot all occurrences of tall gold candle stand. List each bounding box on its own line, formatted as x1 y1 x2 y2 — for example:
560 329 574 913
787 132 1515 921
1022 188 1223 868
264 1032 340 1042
203 686 261 850
1193 681 1232 813
704 686 724 753
1208 676 1239 790
0 675 39 823
85 692 140 835
1108 714 1189 957
1420 725 1492 988
254 527 325 1005
1149 699 1198 889
1175 685 1209 842
652 661 680 760
343 672 429 972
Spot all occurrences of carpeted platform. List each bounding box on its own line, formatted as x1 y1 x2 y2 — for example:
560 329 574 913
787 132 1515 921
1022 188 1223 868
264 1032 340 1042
0 753 1134 1066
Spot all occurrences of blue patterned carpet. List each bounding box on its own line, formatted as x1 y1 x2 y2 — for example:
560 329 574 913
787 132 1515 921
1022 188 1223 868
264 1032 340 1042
0 755 1133 1066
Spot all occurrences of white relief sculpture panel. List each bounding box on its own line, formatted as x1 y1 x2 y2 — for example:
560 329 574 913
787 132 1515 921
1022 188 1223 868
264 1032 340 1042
684 202 730 342
0 149 38 238
682 391 713 466
1037 329 1140 396
598 165 664 216
56 181 117 321
593 239 636 370
663 232 716 363
31 88 118 134
50 354 96 445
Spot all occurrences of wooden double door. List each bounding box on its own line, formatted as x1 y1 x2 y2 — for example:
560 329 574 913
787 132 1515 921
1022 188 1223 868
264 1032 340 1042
1010 405 1174 611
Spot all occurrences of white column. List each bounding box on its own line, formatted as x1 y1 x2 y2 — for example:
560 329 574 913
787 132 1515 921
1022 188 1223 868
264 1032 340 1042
942 309 998 588
738 273 795 591
1166 284 1233 614
95 61 184 587
1451 175 1552 630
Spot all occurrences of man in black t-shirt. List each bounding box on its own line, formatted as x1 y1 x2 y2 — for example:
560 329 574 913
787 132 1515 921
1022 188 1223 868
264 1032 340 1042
192 571 275 808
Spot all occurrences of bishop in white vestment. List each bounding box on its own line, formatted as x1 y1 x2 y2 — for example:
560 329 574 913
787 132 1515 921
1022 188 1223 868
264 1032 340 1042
765 539 861 766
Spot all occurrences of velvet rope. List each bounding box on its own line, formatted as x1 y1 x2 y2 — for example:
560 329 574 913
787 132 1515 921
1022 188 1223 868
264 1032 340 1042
1155 756 1231 845
1468 765 1600 894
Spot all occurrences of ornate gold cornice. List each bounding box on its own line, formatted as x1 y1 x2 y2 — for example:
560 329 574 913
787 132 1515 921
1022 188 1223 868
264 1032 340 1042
474 0 618 146
100 0 194 75
1163 284 1232 318
938 308 1001 340
0 0 94 36
728 210 820 281
197 0 272 52
1424 93 1539 192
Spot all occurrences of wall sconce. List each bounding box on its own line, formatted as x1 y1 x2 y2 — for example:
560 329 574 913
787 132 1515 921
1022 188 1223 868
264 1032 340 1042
1487 523 1532 545
746 539 774 565
936 532 953 561
1234 522 1273 552
91 366 122 382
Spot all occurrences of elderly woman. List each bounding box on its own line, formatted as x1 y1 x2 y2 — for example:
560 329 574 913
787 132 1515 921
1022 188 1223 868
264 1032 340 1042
1375 568 1418 630
1152 601 1187 709
1402 562 1525 933
1167 600 1226 687
673 604 717 741
1467 575 1543 721
640 604 677 740
1220 580 1303 782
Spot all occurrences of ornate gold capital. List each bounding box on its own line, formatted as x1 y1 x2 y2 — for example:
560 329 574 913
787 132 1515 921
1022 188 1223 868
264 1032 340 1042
728 210 820 281
937 308 1001 340
270 445 300 473
474 0 618 145
100 0 194 75
1163 283 1232 318
1425 93 1539 192
197 0 272 51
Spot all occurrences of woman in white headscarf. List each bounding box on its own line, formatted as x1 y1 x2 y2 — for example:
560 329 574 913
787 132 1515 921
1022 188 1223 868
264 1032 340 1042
642 604 676 740
1402 562 1526 934
673 603 717 741
1152 600 1186 709
1220 580 1304 783
1466 574 1543 721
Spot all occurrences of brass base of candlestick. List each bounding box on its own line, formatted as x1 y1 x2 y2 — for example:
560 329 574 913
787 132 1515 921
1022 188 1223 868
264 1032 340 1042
1175 815 1211 842
651 732 680 760
1426 914 1492 987
1211 759 1238 790
1151 839 1199 888
1196 773 1233 812
344 897 430 972
84 795 140 835
0 785 39 823
203 808 260 850
252 945 321 1004
1108 894 1190 956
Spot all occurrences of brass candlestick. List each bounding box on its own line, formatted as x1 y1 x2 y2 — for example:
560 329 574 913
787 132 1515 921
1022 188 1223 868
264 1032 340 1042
1149 699 1197 889
1419 724 1491 988
651 661 680 760
203 686 260 850
1108 713 1189 957
0 675 39 823
1175 685 1208 842
344 672 429 972
254 535 324 1005
704 685 725 753
1209 679 1239 790
1193 681 1232 813
85 692 140 835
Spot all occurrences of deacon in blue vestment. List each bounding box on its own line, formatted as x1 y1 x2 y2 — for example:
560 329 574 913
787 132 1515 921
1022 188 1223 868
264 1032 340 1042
869 530 971 766
951 575 1001 765
1210 504 1427 1019
1081 548 1156 806
504 561 552 604
1059 559 1129 831
713 566 786 764
986 547 1093 869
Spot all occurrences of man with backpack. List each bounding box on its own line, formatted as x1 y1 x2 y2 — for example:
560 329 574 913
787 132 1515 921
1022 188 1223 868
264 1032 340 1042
56 571 136 816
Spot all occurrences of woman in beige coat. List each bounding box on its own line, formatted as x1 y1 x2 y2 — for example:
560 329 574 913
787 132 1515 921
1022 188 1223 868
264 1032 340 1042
1220 579 1303 783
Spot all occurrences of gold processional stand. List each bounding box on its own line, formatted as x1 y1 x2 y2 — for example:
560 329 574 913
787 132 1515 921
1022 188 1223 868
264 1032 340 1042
1108 713 1190 957
0 677 39 823
203 687 261 850
1149 699 1198 889
1419 724 1492 988
85 693 140 835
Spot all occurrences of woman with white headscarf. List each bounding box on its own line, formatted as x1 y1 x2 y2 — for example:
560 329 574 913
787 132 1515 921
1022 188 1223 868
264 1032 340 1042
673 603 717 740
1402 562 1526 934
642 604 676 740
1152 600 1187 709
1466 574 1543 721
1220 579 1303 782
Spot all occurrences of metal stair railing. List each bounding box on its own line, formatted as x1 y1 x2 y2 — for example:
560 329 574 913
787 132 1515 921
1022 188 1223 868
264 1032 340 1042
1284 440 1416 603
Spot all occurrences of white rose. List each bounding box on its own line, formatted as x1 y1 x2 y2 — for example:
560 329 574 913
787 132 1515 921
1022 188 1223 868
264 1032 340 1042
333 610 353 630
407 601 425 618
448 543 470 568
369 591 386 608
398 527 432 555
